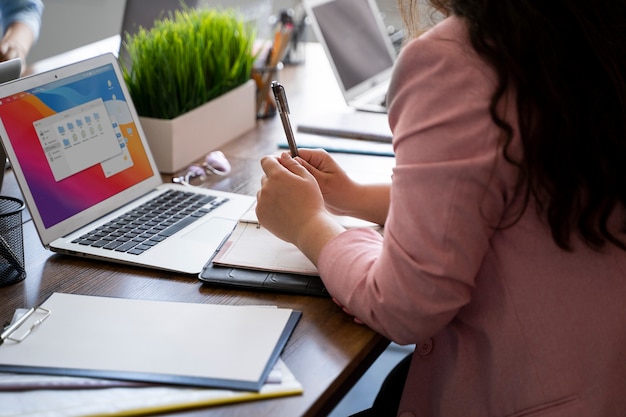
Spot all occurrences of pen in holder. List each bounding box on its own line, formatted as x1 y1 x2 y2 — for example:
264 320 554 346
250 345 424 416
279 7 307 65
252 62 283 119
0 196 25 287
253 12 294 119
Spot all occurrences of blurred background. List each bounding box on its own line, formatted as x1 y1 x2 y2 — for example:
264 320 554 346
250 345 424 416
27 0 404 64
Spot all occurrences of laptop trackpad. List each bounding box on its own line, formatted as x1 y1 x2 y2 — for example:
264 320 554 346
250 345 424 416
181 217 236 243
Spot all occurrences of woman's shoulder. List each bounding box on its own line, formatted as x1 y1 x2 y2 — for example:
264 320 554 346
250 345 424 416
398 16 478 71
388 16 495 109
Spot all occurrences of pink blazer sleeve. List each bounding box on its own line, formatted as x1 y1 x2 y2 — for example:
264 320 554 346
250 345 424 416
317 18 520 345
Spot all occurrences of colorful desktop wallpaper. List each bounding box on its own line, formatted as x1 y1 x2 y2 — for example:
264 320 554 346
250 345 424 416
0 64 153 228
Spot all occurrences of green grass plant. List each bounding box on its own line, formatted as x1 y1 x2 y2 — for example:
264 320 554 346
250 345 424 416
121 6 256 119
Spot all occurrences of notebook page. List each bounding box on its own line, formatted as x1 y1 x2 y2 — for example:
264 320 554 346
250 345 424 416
212 222 319 276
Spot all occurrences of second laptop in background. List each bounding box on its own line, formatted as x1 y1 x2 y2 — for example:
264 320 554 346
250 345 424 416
294 0 395 150
303 0 397 114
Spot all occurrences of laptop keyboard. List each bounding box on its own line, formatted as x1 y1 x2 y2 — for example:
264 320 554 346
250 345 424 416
72 189 228 255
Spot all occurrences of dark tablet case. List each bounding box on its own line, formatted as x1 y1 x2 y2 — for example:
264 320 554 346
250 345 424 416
199 261 329 297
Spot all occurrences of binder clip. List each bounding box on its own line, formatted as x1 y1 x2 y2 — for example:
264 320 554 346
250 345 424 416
0 307 51 345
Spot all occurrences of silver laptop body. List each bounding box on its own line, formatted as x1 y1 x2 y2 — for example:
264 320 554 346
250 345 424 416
0 53 254 274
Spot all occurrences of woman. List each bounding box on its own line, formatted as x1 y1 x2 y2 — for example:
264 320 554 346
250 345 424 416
256 0 626 415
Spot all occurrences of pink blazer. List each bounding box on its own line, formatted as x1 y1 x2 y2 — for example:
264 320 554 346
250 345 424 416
317 16 626 417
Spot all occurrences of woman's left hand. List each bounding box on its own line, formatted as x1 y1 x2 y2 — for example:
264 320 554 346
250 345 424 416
256 152 326 244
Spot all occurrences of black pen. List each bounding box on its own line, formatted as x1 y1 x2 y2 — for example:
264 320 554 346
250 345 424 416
271 81 299 157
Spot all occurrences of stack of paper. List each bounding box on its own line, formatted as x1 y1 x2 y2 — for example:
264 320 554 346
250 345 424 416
0 294 303 416
0 359 302 417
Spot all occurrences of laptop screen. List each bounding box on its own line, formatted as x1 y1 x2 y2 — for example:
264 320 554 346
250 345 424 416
306 0 395 93
0 58 154 230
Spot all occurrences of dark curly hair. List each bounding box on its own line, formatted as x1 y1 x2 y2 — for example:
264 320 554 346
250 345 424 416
400 0 626 251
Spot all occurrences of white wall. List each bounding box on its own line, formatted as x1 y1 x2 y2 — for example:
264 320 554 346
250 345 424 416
27 0 402 64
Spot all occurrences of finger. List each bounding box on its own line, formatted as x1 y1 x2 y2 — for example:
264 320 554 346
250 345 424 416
259 155 281 175
297 148 330 168
0 45 18 61
278 152 309 177
296 156 323 180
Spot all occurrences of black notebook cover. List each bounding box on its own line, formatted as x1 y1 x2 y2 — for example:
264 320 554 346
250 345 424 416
199 261 329 297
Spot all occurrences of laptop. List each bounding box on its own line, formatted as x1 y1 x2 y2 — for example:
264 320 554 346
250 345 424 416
303 0 397 114
0 53 255 274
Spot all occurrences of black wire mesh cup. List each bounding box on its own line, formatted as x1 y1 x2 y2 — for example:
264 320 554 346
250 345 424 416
0 196 25 287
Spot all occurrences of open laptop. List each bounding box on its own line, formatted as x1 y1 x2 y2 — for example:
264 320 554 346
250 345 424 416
303 0 397 114
0 53 254 274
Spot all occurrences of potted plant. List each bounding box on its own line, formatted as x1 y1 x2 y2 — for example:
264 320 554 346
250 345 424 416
121 6 257 173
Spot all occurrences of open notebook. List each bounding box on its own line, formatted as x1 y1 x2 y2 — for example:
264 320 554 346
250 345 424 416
0 53 255 274
200 205 381 296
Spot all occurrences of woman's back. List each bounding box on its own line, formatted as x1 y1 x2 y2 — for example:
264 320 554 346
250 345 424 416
382 11 626 414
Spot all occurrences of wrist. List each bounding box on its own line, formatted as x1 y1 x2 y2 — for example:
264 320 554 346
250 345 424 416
295 211 345 265
341 183 390 225
327 179 363 217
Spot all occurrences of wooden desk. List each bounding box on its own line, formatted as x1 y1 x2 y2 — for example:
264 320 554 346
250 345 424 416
1 43 393 417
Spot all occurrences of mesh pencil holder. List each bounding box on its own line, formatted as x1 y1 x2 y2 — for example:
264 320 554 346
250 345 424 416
0 196 26 287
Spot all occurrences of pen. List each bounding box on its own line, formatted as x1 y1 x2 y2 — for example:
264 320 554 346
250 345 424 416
271 81 299 157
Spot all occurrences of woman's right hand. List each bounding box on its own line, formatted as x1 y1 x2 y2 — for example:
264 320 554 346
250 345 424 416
296 148 391 225
295 148 358 216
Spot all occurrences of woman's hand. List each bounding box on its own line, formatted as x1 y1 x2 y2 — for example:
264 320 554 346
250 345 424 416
295 148 359 216
297 149 391 226
256 152 345 264
0 22 36 73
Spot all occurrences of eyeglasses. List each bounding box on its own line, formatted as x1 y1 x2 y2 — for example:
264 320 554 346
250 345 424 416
172 151 231 186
